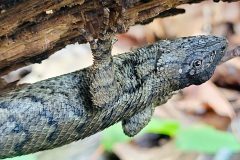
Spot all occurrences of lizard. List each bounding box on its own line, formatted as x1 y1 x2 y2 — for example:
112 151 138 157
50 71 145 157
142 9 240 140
0 35 228 159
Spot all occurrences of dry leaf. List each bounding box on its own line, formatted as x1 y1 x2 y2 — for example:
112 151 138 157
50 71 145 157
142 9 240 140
178 81 235 118
212 58 240 87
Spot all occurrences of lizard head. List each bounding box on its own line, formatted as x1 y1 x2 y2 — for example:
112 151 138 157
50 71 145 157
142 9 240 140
177 35 228 87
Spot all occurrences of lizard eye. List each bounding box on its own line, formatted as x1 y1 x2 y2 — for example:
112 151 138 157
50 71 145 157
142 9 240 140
192 59 203 68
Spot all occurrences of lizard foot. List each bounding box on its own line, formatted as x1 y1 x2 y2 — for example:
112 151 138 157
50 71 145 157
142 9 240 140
122 105 154 137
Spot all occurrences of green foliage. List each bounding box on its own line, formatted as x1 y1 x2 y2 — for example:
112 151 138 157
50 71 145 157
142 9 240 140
101 118 180 151
101 123 130 151
142 118 180 136
176 125 240 154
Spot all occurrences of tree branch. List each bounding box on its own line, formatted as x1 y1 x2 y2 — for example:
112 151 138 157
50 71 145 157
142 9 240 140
1 0 238 79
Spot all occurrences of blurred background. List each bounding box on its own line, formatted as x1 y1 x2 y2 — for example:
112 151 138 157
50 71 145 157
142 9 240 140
3 1 240 160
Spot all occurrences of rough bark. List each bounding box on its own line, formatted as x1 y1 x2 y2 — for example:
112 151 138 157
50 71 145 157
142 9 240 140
0 0 239 85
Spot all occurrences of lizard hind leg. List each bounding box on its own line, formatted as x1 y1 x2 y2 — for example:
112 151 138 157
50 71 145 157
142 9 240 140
122 105 155 137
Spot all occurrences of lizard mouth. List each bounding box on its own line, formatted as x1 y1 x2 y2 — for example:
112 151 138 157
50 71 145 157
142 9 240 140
194 71 213 85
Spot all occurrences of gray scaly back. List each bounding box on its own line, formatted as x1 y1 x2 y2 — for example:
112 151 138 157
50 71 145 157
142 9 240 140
0 35 227 158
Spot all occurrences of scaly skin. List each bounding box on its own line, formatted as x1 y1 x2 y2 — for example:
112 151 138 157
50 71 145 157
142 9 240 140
0 35 227 158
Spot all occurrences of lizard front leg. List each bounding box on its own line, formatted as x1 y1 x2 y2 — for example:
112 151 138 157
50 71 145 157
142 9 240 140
122 104 155 137
87 8 119 109
89 37 119 108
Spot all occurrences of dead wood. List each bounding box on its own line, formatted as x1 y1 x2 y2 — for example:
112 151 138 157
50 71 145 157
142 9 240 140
0 0 239 89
